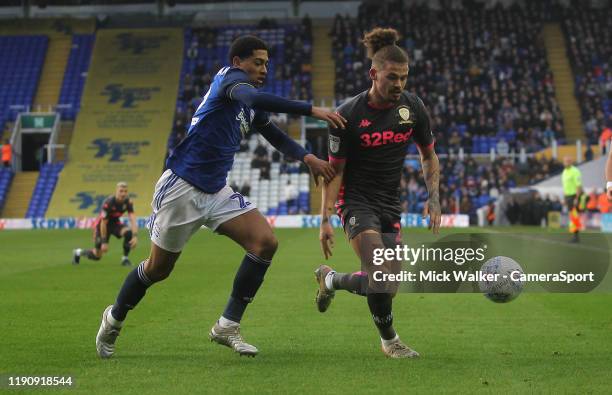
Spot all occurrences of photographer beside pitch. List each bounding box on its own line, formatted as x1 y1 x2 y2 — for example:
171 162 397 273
72 181 138 266
315 28 441 358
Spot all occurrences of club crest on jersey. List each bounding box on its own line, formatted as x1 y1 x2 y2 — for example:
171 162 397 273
398 106 413 125
329 135 341 153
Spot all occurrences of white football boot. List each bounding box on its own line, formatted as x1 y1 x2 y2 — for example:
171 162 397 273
381 337 420 359
96 305 122 359
209 321 258 357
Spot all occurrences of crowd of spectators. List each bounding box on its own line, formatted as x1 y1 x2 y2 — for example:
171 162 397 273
561 2 612 147
505 186 609 227
163 2 612 219
505 192 563 226
167 17 313 160
330 1 565 154
402 154 563 222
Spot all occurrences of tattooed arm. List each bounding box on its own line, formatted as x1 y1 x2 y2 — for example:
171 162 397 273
418 144 441 234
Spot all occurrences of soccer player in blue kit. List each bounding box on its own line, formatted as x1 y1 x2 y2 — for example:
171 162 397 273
96 35 347 358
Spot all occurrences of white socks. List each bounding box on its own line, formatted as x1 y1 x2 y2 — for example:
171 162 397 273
75 248 83 256
324 271 336 291
381 335 400 347
107 310 124 328
219 316 239 328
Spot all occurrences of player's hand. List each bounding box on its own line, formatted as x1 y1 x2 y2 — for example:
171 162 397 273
129 235 138 249
607 187 612 202
100 243 109 253
319 220 335 259
304 154 335 186
422 198 441 235
311 107 347 129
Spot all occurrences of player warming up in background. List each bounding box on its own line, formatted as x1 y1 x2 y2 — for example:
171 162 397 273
95 35 346 358
315 28 441 358
72 181 138 266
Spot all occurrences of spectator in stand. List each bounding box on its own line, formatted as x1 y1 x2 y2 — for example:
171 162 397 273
260 162 271 180
600 124 612 153
194 61 206 79
486 200 495 225
586 189 599 213
187 40 198 60
251 150 271 181
282 180 297 211
597 190 610 213
2 139 11 167
584 144 594 161
240 181 251 198
254 143 268 158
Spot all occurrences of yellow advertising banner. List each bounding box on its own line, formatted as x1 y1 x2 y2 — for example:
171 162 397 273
47 28 183 217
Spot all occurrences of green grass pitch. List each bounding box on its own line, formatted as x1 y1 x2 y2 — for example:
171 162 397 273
1 227 611 394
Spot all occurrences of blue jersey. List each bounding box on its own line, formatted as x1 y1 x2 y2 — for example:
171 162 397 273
167 66 268 193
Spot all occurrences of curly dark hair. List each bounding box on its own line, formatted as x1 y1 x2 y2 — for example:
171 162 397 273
363 27 409 66
228 35 268 63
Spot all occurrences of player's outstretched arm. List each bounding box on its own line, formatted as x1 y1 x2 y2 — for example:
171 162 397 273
418 144 441 234
229 84 346 129
256 121 335 185
607 149 612 201
320 160 345 259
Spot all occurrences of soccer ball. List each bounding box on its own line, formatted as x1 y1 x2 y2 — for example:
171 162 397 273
478 256 524 303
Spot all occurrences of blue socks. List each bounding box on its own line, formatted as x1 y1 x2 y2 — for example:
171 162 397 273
108 253 272 324
111 260 152 321
222 253 271 323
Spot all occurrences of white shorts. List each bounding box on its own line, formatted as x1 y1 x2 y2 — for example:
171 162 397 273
148 169 256 252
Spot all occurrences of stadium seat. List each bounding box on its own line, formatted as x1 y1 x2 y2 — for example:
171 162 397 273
57 34 95 120
0 35 48 131
26 163 64 218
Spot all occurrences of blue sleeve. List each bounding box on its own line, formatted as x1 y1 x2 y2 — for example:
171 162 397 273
228 82 312 116
256 120 309 161
252 110 270 127
219 68 252 96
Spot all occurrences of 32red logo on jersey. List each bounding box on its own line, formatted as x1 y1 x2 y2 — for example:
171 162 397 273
360 130 413 147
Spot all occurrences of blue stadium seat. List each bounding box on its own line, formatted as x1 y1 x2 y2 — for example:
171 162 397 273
25 163 64 218
58 34 94 120
0 35 48 130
